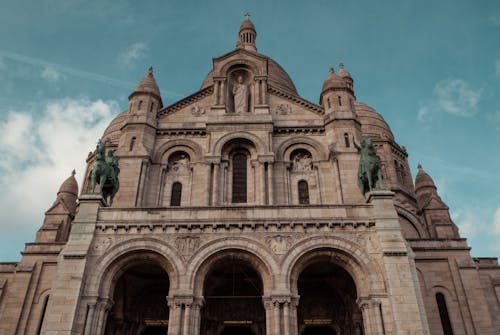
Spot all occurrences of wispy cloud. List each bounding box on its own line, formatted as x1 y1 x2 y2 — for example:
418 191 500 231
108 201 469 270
41 66 64 82
0 50 133 88
417 78 482 122
454 209 482 238
119 42 147 67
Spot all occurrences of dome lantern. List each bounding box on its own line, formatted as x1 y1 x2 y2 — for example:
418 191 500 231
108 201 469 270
236 13 257 52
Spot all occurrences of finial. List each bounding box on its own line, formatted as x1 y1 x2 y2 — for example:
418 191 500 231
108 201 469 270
329 67 334 74
71 169 76 176
417 163 422 170
339 62 345 69
244 12 251 20
148 66 153 75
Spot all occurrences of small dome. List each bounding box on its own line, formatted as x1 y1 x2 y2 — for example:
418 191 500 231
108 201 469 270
355 102 395 141
240 18 256 31
415 164 437 192
338 63 352 79
130 67 161 98
57 170 78 215
58 170 78 197
321 67 347 93
102 109 128 145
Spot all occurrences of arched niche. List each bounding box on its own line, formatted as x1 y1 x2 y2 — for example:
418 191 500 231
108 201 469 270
227 66 253 114
160 150 192 206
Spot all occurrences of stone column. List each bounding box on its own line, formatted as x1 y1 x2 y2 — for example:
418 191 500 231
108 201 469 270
213 162 220 205
182 303 192 335
220 79 226 106
283 301 290 335
167 298 183 335
267 161 274 205
289 296 299 335
83 298 97 335
263 298 273 335
94 298 113 335
191 297 204 335
273 300 281 335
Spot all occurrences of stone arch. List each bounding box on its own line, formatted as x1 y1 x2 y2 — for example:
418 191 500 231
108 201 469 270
429 285 458 304
152 139 203 164
212 132 268 156
219 58 262 78
188 237 277 296
275 137 329 162
85 237 184 299
282 236 386 297
395 205 428 238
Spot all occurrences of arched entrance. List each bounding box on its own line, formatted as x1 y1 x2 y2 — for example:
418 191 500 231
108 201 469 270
297 261 363 335
104 263 170 335
201 256 265 335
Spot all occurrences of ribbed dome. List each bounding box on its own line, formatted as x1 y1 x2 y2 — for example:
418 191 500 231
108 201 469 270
415 164 437 192
57 170 78 215
130 67 161 98
321 67 347 93
201 57 297 95
102 109 128 144
58 170 78 196
338 63 352 79
240 18 256 31
355 102 394 141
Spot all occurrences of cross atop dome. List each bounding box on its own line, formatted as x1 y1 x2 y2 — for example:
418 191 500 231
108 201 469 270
237 13 257 52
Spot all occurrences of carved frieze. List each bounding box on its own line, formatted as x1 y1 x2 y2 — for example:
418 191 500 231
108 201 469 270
191 105 206 117
175 236 201 259
266 234 293 254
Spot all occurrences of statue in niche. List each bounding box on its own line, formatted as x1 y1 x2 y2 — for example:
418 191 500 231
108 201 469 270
292 151 313 172
232 75 249 113
168 154 190 173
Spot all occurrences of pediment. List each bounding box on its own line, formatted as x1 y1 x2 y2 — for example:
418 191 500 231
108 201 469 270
45 198 70 215
211 48 269 77
269 88 324 120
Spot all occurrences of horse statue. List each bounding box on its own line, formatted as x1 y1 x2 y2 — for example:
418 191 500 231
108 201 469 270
90 139 120 206
354 136 384 197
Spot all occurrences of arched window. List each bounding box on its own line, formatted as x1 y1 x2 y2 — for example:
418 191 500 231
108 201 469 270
170 182 182 206
138 100 143 110
298 180 310 204
338 96 342 106
327 98 331 109
344 133 350 148
436 293 454 335
129 137 136 151
232 153 247 203
150 102 154 113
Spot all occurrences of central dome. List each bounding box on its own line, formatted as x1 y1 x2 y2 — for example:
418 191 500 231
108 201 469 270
201 56 298 95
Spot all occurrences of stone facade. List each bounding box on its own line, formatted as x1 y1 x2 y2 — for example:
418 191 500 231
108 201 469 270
1 18 499 335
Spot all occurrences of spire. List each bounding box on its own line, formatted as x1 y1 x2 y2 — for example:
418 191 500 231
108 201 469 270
237 13 257 52
129 66 161 100
57 170 79 215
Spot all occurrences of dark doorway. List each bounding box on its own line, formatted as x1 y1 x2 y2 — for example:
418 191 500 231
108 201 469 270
201 256 265 335
142 326 168 335
220 325 254 335
105 263 170 335
298 260 363 334
302 326 336 335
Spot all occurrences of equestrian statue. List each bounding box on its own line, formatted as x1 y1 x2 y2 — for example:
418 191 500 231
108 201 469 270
354 136 384 198
91 139 120 206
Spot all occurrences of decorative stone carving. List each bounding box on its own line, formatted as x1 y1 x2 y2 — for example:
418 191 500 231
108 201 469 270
266 235 293 254
232 75 249 113
93 237 113 252
276 103 292 115
175 236 201 259
168 154 190 173
191 105 206 117
292 151 313 172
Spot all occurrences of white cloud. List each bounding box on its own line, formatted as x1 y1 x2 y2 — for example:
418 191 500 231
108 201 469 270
434 79 481 117
495 59 500 78
41 66 64 81
454 209 480 238
417 78 482 121
0 98 118 232
119 42 147 66
493 206 500 236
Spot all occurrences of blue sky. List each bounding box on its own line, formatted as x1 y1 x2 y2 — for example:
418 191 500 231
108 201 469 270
0 0 499 261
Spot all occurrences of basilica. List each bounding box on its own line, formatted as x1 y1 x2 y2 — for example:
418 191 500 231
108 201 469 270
0 17 499 335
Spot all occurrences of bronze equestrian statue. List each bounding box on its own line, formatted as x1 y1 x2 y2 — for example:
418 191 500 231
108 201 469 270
354 136 384 197
91 139 120 206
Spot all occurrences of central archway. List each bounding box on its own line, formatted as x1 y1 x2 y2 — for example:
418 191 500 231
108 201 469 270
200 255 266 335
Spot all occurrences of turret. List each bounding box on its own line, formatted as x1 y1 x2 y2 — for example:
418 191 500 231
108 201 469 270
414 164 459 238
35 170 78 243
127 66 162 126
236 13 257 52
320 64 356 117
